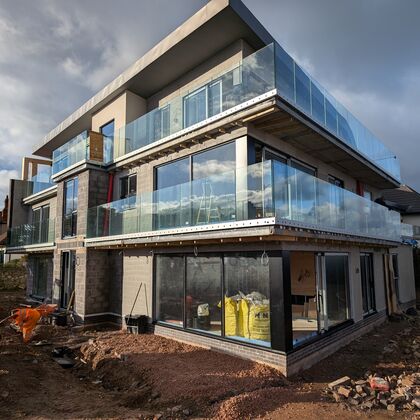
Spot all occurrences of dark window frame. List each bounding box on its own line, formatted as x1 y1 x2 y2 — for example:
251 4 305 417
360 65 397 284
120 173 137 200
62 177 78 238
360 252 376 316
153 249 291 352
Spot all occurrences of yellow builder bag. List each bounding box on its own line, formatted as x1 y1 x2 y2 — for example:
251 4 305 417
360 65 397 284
239 299 270 341
219 296 238 336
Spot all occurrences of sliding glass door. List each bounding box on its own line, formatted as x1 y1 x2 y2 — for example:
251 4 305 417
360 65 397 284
360 253 375 315
317 253 350 331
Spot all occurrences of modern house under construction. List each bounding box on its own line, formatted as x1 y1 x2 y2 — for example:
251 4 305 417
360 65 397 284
5 0 416 376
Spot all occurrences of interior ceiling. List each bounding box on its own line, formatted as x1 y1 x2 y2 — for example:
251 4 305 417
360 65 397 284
252 104 399 190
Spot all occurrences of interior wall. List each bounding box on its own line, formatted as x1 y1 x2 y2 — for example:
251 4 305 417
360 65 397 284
122 249 153 323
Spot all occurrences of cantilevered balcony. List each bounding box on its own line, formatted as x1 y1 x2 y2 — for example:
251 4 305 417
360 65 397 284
7 218 55 249
51 43 400 183
86 160 402 243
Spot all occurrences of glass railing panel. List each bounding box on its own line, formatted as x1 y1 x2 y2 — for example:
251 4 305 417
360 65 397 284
8 218 55 248
52 131 88 175
87 161 272 238
86 160 401 241
22 179 55 197
272 159 400 240
401 223 413 238
110 45 275 162
274 43 401 181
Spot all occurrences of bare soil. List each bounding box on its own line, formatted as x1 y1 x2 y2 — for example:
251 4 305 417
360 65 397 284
0 289 418 419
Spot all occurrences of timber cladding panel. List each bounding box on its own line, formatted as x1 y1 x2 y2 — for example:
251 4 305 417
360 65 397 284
88 131 104 162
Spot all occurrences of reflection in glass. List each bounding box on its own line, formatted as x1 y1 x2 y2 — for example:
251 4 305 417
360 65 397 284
325 254 349 327
224 253 270 346
186 256 221 335
156 256 184 326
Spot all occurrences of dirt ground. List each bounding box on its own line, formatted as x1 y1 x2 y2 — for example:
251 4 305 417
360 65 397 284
0 289 419 419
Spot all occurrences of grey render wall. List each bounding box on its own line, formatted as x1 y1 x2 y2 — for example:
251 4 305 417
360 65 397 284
394 244 416 304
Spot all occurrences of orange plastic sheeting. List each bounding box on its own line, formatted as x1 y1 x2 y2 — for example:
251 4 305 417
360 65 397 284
12 304 57 342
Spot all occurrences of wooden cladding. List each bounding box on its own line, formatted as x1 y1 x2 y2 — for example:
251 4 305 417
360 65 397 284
88 130 104 162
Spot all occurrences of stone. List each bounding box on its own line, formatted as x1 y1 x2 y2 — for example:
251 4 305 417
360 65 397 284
153 414 162 420
413 398 420 409
171 405 182 413
355 385 364 394
360 401 373 410
387 404 396 411
337 386 352 398
331 391 342 402
348 397 360 406
328 376 351 390
370 377 390 392
1 391 8 398
379 399 388 407
354 380 367 386
182 409 191 416
390 394 406 405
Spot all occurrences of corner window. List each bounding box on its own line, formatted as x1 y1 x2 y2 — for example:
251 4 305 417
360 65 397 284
63 177 78 238
155 252 272 348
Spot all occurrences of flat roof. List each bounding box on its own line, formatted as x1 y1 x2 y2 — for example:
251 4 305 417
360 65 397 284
33 0 274 157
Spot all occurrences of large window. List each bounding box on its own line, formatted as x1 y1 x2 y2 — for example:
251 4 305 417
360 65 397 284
155 255 184 326
224 253 270 345
33 256 49 298
63 177 78 238
324 254 350 328
291 252 350 347
32 205 50 243
183 80 222 128
154 143 236 230
186 256 221 335
360 253 375 315
155 252 272 347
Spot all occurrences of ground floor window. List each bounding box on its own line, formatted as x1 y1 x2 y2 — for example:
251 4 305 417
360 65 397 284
291 251 351 347
155 252 272 347
391 254 400 303
33 256 49 298
360 253 375 315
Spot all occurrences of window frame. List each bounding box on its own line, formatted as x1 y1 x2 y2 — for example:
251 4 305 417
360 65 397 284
360 253 376 316
62 177 78 238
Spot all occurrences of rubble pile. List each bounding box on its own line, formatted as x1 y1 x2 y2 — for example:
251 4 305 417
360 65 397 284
327 373 420 412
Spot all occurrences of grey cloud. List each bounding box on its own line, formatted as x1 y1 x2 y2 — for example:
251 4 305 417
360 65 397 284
0 0 419 204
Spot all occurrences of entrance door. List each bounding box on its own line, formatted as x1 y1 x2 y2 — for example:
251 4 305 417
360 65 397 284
61 251 75 309
316 253 350 332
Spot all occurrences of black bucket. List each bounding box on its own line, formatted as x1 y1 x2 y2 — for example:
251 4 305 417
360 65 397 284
125 314 148 334
52 313 67 327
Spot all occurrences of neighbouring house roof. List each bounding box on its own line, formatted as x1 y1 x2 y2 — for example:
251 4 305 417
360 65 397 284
380 185 420 214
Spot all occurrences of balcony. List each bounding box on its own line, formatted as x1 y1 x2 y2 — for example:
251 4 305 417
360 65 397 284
86 160 401 243
52 131 89 176
51 43 400 182
8 218 55 249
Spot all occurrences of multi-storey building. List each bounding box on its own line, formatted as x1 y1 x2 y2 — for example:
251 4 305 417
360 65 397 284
5 0 416 375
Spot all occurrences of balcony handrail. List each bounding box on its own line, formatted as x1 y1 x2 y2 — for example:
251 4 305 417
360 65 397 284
51 43 400 181
86 160 401 242
7 218 55 248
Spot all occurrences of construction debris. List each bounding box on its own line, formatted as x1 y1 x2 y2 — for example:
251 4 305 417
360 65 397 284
327 372 420 412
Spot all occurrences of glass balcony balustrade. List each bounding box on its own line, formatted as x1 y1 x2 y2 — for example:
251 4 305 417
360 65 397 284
51 43 400 181
401 223 414 238
86 160 402 242
8 218 55 248
52 131 89 175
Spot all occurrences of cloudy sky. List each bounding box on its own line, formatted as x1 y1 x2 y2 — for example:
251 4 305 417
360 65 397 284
0 0 419 205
